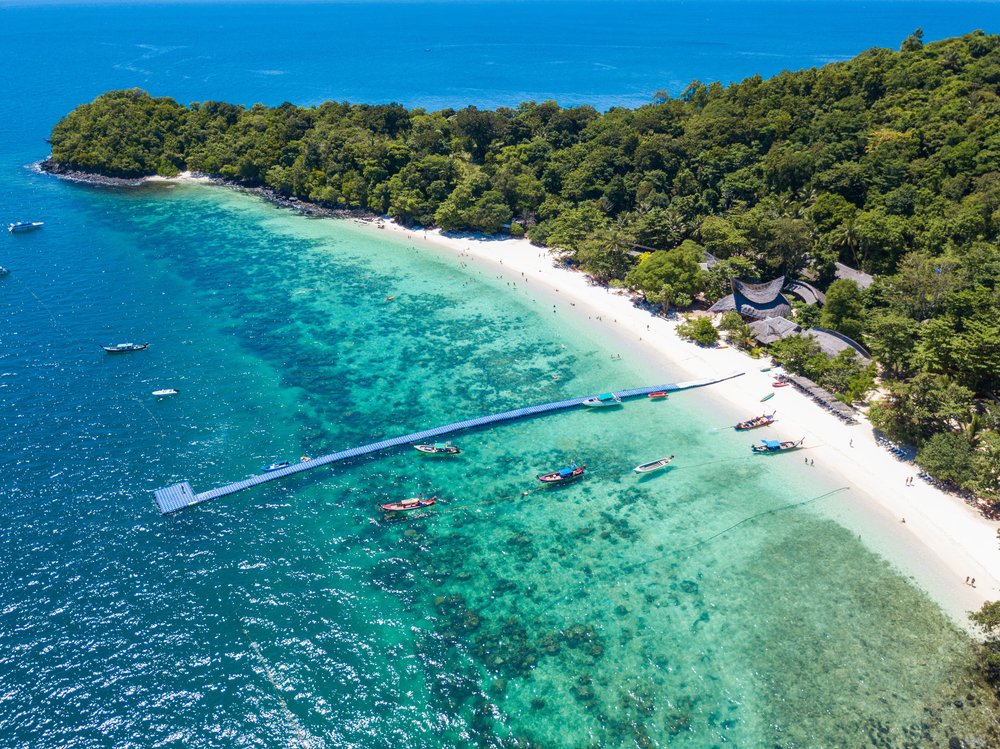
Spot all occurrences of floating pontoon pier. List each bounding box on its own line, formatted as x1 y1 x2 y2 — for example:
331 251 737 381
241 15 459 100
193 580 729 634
154 372 743 514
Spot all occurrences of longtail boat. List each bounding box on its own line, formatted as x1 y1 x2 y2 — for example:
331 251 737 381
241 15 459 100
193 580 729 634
634 455 674 474
751 438 804 454
103 342 149 353
582 392 622 407
734 412 774 431
537 464 586 484
380 496 437 512
413 442 461 455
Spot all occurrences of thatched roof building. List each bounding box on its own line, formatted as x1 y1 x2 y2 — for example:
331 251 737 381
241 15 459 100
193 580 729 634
708 277 793 320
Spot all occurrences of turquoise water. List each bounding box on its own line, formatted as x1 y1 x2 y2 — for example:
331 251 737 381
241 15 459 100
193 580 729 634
4 2 1000 746
3 180 995 746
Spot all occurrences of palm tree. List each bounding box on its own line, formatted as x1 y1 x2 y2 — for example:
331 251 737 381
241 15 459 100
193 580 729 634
833 219 863 269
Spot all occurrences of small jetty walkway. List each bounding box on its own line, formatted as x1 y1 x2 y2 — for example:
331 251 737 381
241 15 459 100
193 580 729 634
154 372 743 514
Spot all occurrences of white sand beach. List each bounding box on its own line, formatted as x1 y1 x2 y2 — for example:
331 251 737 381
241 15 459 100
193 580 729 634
370 220 1000 624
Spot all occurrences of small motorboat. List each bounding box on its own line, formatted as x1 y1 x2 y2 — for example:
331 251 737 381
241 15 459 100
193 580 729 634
760 367 771 372
151 388 179 396
537 463 586 484
384 296 395 302
300 456 312 462
8 221 43 233
103 342 149 353
583 392 622 407
751 438 804 454
413 442 461 455
380 496 437 512
647 391 668 400
734 412 775 431
0 266 9 276
634 455 674 474
760 392 775 402
772 381 790 388
263 461 291 472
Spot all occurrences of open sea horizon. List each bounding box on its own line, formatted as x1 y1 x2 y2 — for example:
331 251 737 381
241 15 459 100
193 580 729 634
3 2 1000 746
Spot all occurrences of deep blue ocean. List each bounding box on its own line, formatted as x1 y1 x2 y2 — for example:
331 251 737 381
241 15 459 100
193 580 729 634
3 3 1000 747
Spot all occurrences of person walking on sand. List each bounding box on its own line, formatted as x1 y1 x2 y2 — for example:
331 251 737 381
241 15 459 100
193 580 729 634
966 576 971 585
849 439 853 448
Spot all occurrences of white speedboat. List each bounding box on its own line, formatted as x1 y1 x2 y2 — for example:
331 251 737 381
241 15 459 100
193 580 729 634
151 388 179 396
8 221 43 233
582 392 622 407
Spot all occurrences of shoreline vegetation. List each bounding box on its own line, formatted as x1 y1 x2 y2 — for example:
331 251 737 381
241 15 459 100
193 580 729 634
41 30 1000 681
42 31 1000 509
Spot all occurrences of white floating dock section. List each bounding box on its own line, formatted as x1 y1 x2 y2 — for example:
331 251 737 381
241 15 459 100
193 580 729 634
154 372 743 515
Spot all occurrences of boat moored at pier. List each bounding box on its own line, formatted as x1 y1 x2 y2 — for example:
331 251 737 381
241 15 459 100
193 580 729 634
413 442 461 455
582 392 622 407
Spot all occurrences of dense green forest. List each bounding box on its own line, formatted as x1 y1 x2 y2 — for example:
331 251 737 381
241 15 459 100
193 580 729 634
47 31 999 500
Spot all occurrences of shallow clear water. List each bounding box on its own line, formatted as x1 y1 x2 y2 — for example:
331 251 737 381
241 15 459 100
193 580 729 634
4 2 1000 746
2 181 993 746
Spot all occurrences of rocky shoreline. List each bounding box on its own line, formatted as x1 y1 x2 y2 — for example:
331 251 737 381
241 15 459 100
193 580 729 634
36 158 380 223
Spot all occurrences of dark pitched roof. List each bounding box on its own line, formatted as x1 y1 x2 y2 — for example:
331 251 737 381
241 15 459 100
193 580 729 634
834 262 874 289
805 327 872 360
748 316 801 344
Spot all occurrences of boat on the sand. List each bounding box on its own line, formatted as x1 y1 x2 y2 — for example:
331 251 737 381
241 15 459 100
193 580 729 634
761 392 775 402
772 381 790 388
537 464 586 483
103 342 149 353
751 438 804 454
380 496 437 512
634 455 674 473
583 392 621 407
413 442 461 455
735 412 774 430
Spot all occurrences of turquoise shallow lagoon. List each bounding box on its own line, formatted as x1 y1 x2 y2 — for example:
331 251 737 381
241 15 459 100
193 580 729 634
3 181 997 746
4 1 1000 745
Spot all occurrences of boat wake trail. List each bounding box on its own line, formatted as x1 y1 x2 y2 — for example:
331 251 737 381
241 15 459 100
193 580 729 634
241 627 314 748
